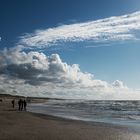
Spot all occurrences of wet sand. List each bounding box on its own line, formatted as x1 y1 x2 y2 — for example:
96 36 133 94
0 98 140 140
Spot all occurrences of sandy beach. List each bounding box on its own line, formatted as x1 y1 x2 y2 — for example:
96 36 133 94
0 98 140 140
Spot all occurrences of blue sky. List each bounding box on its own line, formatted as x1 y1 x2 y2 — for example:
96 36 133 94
0 0 140 99
1 0 140 46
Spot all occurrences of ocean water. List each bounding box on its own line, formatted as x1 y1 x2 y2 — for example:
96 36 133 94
28 100 140 128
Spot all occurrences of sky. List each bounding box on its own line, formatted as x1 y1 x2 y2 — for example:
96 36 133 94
0 0 140 99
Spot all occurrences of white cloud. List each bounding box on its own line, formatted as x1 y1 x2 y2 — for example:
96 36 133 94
1 47 139 100
19 11 140 49
0 47 107 87
112 80 128 89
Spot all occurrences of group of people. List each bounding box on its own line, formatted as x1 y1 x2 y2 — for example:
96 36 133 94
11 99 27 111
18 99 27 111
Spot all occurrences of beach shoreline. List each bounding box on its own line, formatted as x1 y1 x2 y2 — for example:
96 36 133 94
0 98 140 140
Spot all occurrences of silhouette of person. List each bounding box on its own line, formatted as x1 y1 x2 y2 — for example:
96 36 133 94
23 100 27 111
21 99 24 111
18 99 22 111
11 99 15 108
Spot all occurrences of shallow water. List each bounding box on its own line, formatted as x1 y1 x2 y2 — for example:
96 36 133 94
28 100 140 129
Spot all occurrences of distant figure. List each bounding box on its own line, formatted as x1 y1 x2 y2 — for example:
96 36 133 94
18 99 22 111
21 99 24 111
11 99 15 108
23 100 27 111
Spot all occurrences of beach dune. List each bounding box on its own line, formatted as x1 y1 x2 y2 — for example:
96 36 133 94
0 98 140 140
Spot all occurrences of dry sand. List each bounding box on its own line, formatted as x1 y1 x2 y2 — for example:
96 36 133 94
0 98 140 140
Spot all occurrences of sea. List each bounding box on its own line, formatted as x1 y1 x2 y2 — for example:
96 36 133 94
28 99 140 129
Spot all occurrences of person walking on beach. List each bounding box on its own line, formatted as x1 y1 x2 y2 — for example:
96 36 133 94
21 99 24 111
11 99 15 108
23 99 27 111
18 99 22 111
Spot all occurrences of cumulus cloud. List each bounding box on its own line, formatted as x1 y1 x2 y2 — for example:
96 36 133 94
1 47 138 100
112 80 127 89
19 11 140 49
0 47 107 87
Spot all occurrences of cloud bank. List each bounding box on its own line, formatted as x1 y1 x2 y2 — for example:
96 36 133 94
1 47 139 100
19 11 140 49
